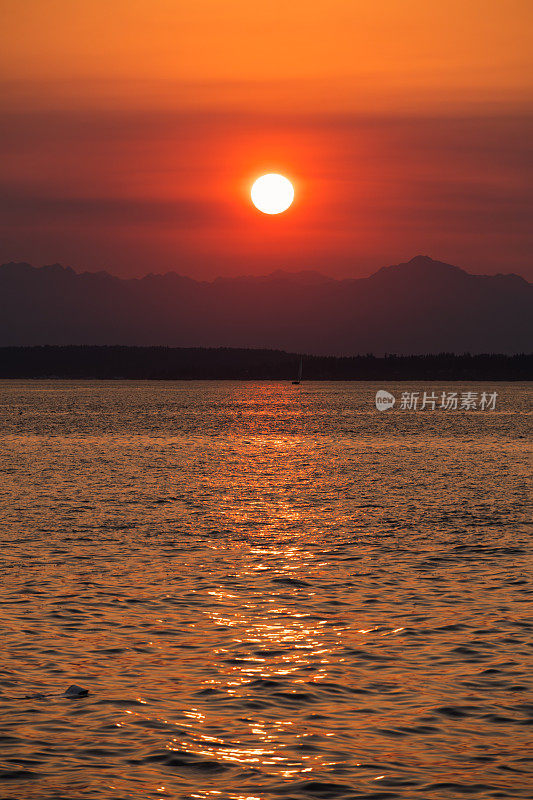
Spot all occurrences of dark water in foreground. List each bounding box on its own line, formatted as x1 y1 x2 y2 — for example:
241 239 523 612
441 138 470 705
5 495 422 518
0 381 531 800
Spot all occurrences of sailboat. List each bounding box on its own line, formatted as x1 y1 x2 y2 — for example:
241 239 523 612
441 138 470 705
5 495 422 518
292 357 303 385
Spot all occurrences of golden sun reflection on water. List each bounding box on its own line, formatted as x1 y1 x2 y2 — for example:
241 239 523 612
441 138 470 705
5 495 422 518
157 435 350 778
167 573 341 773
0 382 531 799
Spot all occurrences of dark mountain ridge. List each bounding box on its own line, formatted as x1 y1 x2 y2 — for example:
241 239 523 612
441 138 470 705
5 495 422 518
1 256 531 354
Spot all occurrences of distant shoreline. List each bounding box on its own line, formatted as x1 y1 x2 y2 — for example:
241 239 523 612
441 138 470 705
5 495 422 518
0 346 531 381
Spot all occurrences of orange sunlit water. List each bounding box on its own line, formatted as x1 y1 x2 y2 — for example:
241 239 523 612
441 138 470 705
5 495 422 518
0 380 531 797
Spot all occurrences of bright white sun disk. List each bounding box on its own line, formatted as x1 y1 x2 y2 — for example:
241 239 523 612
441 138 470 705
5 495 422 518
251 174 294 214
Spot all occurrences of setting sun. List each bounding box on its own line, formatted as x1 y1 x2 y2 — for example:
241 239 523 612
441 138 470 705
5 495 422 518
251 173 294 215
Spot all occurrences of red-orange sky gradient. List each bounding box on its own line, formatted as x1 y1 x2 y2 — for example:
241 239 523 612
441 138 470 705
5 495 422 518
1 0 532 278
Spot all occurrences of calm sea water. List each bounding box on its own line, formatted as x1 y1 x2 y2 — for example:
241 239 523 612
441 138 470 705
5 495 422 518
0 381 531 800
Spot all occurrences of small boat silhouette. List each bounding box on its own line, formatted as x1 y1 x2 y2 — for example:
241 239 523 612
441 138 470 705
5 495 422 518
292 357 303 385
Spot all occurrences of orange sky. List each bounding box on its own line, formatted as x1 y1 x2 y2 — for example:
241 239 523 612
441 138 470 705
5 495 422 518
1 0 532 277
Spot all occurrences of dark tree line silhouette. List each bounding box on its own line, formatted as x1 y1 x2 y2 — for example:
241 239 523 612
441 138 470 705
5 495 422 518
0 346 531 380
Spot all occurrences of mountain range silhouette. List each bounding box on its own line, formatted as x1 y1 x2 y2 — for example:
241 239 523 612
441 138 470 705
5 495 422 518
1 256 531 354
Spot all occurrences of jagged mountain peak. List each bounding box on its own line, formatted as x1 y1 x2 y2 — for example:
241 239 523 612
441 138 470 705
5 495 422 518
0 257 530 354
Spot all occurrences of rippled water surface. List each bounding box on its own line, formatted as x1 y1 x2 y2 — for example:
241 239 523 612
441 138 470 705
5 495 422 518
0 380 531 800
